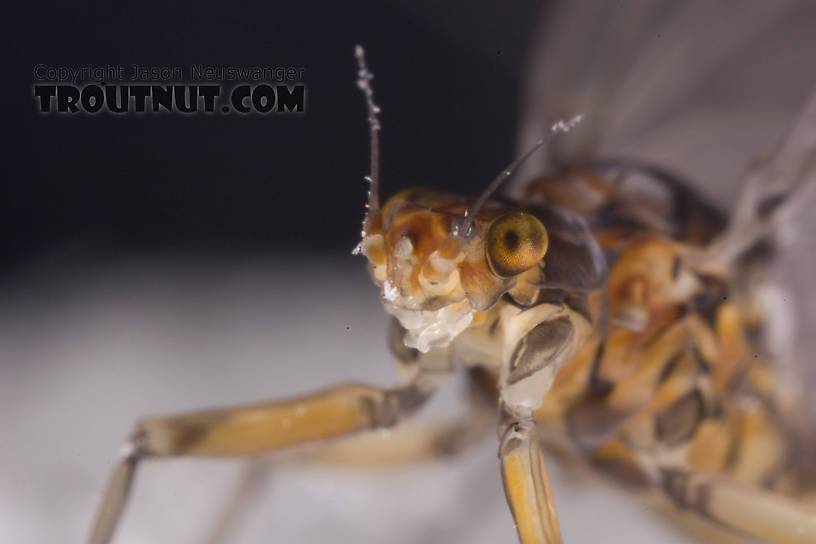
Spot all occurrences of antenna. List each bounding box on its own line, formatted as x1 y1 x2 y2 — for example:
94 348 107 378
355 45 381 212
456 114 584 239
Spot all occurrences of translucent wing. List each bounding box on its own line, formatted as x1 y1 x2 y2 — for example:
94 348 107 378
516 0 816 204
516 0 816 414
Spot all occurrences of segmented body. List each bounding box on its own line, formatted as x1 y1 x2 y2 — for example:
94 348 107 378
382 160 812 511
524 163 813 501
89 42 816 544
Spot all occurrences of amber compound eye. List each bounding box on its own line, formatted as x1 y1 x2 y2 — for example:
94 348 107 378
486 212 548 277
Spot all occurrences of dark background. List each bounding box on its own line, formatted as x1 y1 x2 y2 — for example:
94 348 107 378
7 1 544 273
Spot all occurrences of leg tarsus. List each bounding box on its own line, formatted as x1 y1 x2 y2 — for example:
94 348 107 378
88 435 143 544
200 458 275 544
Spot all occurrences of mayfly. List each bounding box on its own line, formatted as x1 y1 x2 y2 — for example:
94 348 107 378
90 29 816 544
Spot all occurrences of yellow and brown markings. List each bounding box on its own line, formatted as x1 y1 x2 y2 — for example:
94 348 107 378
524 163 726 246
500 419 564 544
91 49 816 544
524 164 811 509
523 169 617 216
534 335 600 431
591 435 651 486
486 212 549 278
507 317 575 386
369 189 534 310
136 385 391 457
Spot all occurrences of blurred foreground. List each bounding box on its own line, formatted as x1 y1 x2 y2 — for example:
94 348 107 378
0 253 697 543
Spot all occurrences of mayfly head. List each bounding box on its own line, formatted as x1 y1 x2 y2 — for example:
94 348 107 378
357 185 552 352
351 47 589 352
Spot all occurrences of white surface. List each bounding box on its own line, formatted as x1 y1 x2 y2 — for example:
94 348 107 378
1 254 705 543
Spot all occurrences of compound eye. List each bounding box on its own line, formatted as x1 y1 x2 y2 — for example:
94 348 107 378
486 212 548 277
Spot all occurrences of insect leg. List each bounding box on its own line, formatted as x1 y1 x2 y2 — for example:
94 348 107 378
196 367 496 544
305 367 498 467
661 469 816 544
499 412 563 544
88 371 445 544
697 88 816 273
88 439 139 544
199 458 274 544
496 302 593 544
